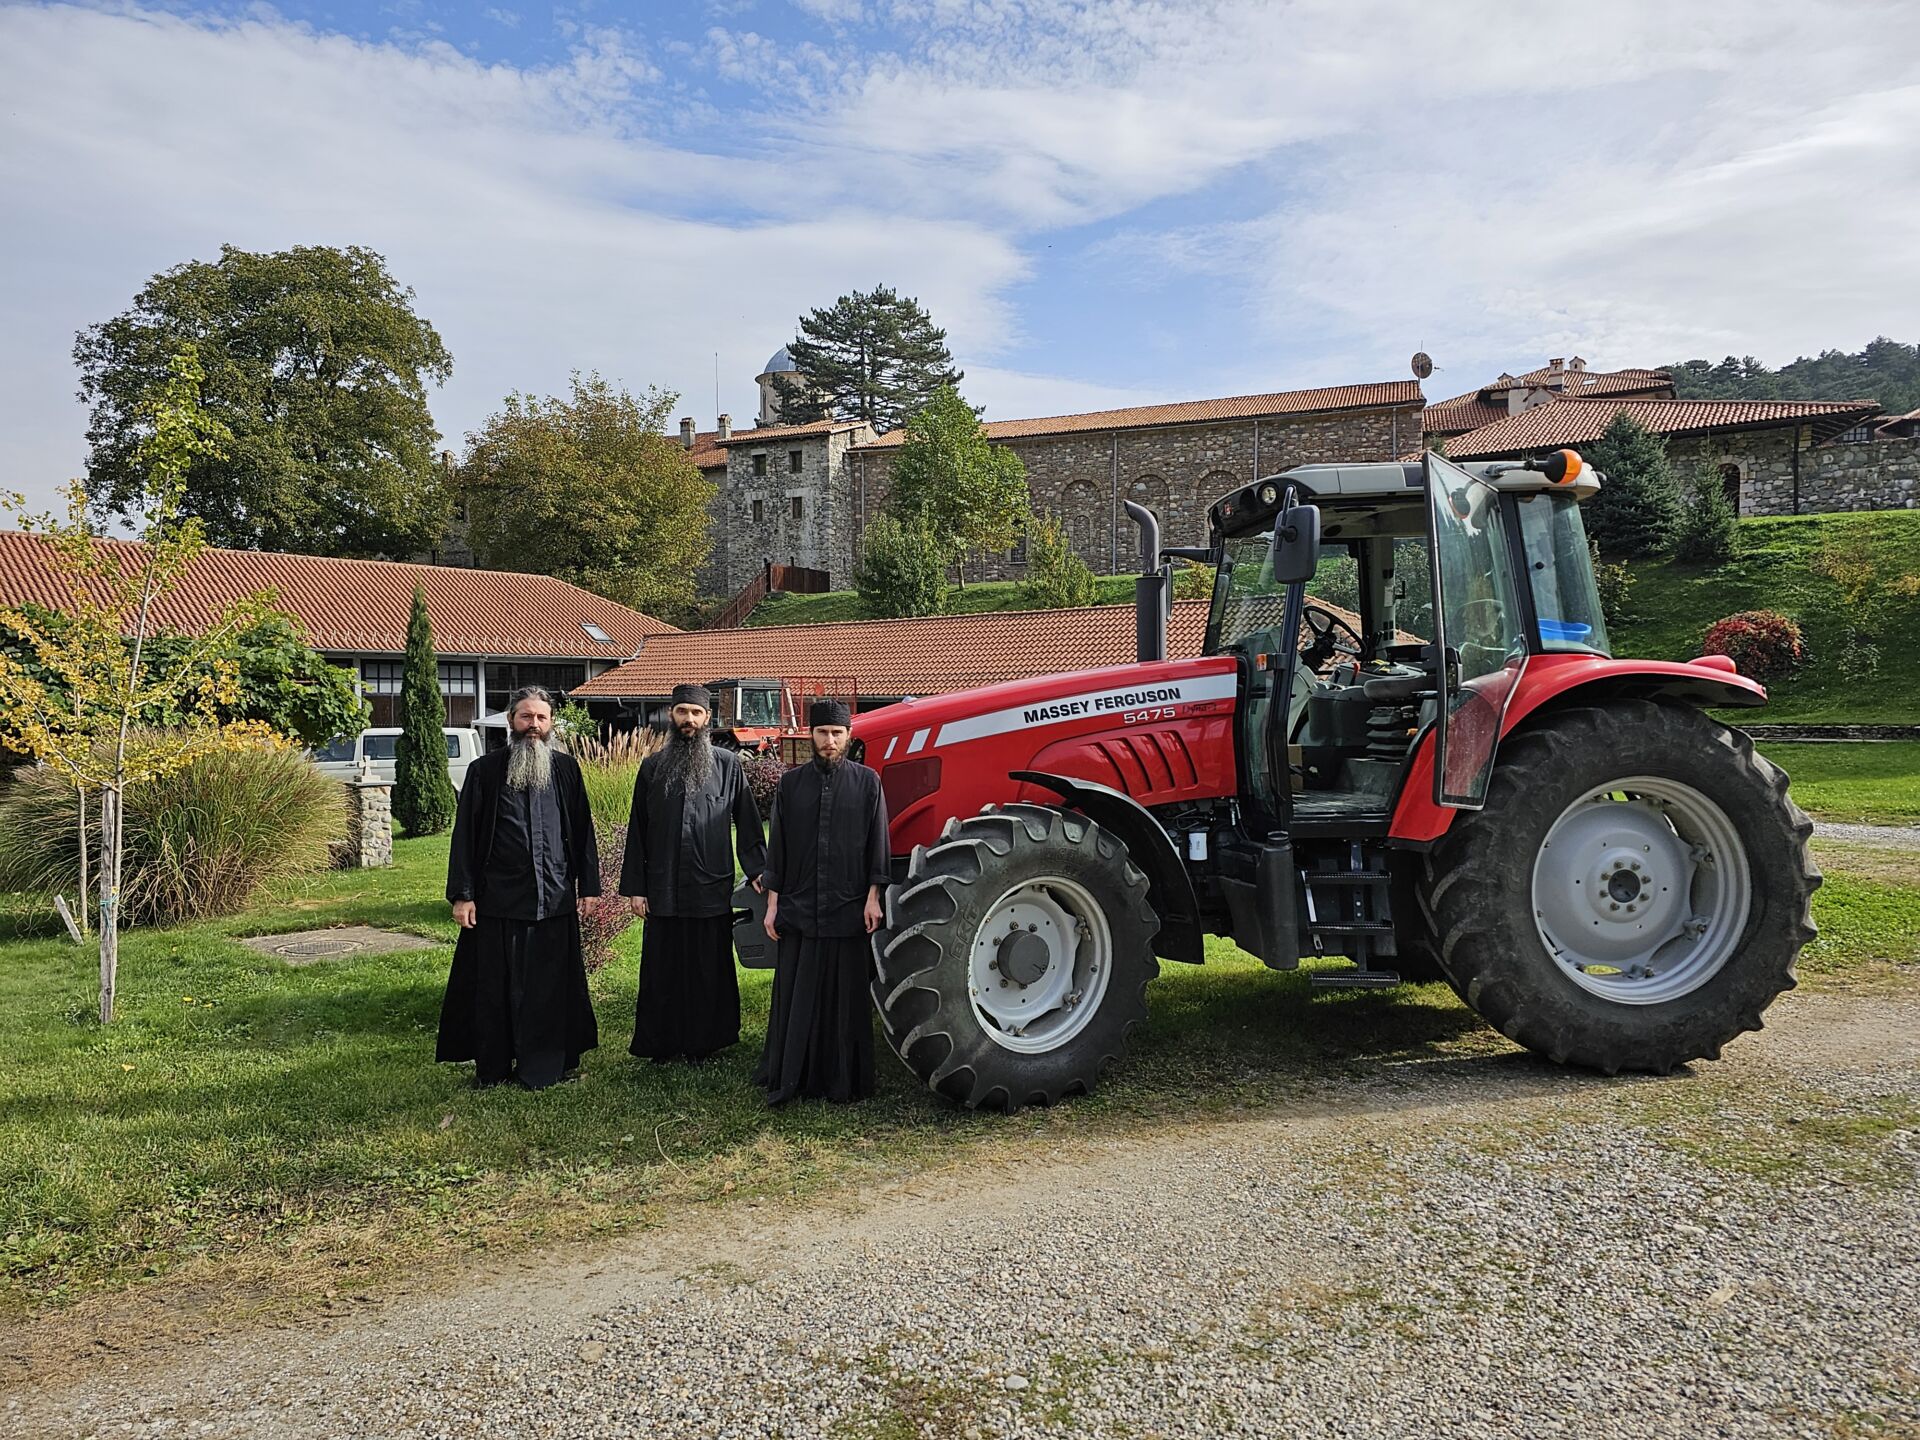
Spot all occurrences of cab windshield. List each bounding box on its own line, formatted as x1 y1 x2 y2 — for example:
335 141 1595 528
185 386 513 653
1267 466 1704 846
1208 533 1291 657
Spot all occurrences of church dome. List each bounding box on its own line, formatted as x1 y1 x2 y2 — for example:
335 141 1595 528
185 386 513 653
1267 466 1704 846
761 346 797 375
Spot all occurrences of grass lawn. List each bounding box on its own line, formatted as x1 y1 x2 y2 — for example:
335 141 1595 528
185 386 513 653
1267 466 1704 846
1612 510 1920 724
1760 741 1920 825
2 832 1916 1323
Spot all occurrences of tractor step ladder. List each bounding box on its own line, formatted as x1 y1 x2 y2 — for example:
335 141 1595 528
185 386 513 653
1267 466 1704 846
1311 968 1403 988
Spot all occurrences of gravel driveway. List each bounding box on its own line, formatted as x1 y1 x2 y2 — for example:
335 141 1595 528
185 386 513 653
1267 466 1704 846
13 988 1920 1440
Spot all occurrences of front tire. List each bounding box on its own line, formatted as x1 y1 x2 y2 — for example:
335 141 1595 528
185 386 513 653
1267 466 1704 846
1419 701 1819 1073
873 803 1159 1110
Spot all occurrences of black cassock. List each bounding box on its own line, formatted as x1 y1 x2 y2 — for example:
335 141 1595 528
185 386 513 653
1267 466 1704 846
438 748 601 1089
752 757 892 1104
620 744 766 1061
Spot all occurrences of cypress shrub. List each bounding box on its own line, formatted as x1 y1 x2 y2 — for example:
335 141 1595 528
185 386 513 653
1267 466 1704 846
392 587 456 837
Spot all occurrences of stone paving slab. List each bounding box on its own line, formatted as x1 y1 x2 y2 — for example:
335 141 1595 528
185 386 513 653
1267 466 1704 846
237 926 441 965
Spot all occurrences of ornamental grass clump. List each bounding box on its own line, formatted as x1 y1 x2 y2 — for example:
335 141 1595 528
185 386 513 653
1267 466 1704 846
0 738 345 927
570 726 666 839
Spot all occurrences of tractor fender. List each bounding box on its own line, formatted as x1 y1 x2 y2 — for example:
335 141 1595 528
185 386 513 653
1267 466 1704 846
1011 770 1205 964
1389 656 1770 846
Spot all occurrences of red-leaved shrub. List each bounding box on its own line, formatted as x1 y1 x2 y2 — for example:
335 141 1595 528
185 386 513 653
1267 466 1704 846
582 822 636 971
1701 610 1805 682
740 749 790 816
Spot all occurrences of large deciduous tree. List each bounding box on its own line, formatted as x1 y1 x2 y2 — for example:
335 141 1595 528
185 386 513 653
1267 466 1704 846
774 286 963 431
458 374 714 617
74 244 453 559
887 386 1029 583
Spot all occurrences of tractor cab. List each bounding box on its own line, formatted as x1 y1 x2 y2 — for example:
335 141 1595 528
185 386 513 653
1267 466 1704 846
1203 449 1609 832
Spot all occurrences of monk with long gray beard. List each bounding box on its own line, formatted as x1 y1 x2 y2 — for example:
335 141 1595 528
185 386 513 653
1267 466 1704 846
438 687 602 1089
621 683 767 1062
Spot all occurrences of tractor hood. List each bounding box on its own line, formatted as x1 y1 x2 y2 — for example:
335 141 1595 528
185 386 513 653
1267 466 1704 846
853 654 1241 851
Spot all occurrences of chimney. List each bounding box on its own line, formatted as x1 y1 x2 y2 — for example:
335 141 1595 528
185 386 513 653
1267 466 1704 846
1569 356 1586 372
717 413 732 441
1549 357 1564 373
679 417 695 449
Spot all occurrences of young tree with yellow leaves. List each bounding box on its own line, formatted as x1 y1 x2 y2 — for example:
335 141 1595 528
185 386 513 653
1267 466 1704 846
0 350 276 1022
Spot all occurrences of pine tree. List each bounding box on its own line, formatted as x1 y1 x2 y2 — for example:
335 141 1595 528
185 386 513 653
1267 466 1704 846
854 511 949 618
773 286 963 431
1020 515 1097 609
392 587 455 837
1582 412 1681 558
1672 464 1739 564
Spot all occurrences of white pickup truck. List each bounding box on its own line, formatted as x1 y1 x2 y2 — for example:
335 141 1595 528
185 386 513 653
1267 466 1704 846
311 727 486 791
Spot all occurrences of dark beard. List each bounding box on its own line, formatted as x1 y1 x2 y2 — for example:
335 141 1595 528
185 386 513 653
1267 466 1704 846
506 734 553 791
659 727 716 793
811 751 844 772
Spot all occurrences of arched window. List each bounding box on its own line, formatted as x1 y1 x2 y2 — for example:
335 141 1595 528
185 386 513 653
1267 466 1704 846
1718 463 1742 509
1060 481 1102 563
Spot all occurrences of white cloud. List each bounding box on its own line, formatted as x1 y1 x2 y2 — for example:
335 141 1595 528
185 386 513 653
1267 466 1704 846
0 5 1024 513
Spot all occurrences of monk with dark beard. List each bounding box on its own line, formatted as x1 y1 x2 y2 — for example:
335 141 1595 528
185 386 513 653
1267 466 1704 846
438 687 602 1089
621 683 767 1062
753 701 891 1104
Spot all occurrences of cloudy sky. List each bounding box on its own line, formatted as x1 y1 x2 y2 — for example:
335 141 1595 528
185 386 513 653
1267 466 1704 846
4 0 1918 515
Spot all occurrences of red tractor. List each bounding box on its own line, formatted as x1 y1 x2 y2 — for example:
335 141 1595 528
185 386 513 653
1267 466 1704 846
850 449 1819 1109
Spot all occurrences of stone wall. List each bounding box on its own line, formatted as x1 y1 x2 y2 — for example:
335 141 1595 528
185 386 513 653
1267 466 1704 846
1668 429 1920 518
337 780 393 869
845 403 1418 583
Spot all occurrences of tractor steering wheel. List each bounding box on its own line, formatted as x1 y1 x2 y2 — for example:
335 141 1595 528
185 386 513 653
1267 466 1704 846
1300 602 1365 674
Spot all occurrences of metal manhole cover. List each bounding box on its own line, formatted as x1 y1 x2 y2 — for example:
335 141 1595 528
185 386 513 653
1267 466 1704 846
239 926 441 966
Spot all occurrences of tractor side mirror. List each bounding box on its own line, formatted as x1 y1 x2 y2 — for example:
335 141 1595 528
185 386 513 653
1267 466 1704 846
1269 504 1321 584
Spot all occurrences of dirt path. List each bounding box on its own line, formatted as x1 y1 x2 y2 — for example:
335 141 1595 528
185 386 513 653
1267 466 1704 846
10 987 1920 1440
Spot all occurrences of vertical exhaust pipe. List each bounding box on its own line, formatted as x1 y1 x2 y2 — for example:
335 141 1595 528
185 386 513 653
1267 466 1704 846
1124 500 1169 663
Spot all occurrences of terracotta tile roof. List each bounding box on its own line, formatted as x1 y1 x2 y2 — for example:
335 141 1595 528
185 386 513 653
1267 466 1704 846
1422 396 1510 435
574 600 1216 700
0 532 678 657
681 430 728 470
855 381 1425 450
1446 398 1883 459
717 419 872 446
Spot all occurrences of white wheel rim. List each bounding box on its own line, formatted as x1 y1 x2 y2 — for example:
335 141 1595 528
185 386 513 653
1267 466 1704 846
966 876 1113 1053
1531 776 1752 1006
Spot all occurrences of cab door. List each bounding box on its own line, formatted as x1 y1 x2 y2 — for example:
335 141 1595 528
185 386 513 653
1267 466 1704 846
1426 453 1531 809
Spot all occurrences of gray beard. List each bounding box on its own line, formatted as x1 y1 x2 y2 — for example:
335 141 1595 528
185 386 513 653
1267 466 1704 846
659 728 715 793
506 734 554 792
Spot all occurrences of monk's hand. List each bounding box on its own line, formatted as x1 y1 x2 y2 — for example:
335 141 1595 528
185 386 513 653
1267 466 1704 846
630 896 649 918
750 875 765 894
762 897 779 942
864 893 884 934
452 900 477 929
578 895 601 918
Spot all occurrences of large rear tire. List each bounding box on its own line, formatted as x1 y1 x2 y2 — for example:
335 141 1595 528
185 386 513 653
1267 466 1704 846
1419 701 1819 1073
873 803 1159 1110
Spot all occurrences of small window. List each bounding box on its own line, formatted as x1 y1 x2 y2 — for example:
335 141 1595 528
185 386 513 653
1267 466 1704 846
752 453 768 477
789 450 803 473
444 733 461 759
437 661 477 695
364 734 400 761
790 495 804 520
581 621 613 644
361 661 405 695
752 498 764 523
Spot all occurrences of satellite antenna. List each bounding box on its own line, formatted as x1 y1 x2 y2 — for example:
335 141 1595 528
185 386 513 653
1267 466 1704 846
1411 351 1434 380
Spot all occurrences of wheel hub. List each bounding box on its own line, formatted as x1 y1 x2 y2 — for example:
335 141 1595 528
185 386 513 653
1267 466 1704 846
1531 777 1751 1006
996 927 1051 987
967 878 1113 1054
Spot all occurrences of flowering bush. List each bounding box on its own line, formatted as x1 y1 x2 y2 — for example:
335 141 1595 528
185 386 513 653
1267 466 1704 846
1700 610 1805 682
740 748 790 817
581 822 636 971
